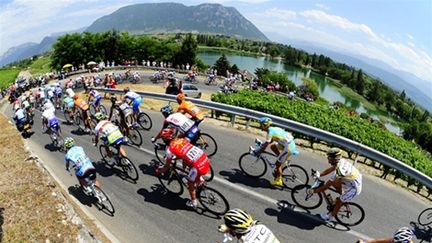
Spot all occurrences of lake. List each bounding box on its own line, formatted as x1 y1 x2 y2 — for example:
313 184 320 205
198 51 402 134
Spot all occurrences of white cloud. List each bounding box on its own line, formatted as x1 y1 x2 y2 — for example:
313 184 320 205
247 8 432 82
65 3 130 17
315 3 329 10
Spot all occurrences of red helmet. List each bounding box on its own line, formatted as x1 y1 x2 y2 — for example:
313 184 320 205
160 128 177 140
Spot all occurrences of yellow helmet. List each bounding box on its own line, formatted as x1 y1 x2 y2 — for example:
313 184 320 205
219 209 254 234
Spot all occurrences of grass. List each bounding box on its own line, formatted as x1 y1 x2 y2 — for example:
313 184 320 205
0 111 79 242
28 55 52 76
0 68 20 89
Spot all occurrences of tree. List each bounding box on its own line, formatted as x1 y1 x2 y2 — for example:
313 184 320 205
230 64 239 74
174 33 197 66
214 54 231 77
300 77 319 99
261 71 296 92
254 68 270 79
355 69 365 95
400 90 406 100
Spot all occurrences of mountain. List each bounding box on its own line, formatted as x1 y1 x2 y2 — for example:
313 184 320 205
86 2 269 41
268 35 432 112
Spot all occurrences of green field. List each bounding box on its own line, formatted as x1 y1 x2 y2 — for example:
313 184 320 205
0 68 21 89
28 55 51 76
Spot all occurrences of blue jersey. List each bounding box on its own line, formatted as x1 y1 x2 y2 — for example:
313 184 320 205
65 146 94 177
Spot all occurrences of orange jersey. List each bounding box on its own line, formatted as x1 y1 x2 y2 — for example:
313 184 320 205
167 138 209 175
74 99 89 111
177 101 204 121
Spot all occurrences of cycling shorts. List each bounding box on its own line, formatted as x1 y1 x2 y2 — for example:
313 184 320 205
132 97 142 113
94 96 102 106
49 118 60 130
185 125 200 144
276 140 299 163
76 163 96 178
340 185 362 202
56 92 63 98
67 102 74 108
77 167 96 180
187 166 209 183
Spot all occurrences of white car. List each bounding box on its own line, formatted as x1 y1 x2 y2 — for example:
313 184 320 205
181 84 202 98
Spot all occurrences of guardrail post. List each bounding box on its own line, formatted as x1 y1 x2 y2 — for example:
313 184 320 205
353 153 359 166
231 115 236 126
211 110 214 118
245 118 251 129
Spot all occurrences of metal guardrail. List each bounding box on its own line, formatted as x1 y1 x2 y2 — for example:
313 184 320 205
96 88 432 189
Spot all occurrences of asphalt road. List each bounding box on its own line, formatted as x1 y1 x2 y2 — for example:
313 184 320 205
2 94 429 243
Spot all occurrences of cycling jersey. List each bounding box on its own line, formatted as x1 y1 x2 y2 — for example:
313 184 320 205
124 91 142 113
177 101 204 121
63 97 74 108
89 90 101 98
164 113 195 133
265 127 293 146
240 224 280 243
331 159 362 189
94 120 124 145
55 86 62 97
14 109 26 122
42 109 59 128
65 146 95 177
166 138 210 181
124 91 140 100
47 89 54 98
43 101 55 113
22 100 30 109
65 88 75 98
74 99 89 111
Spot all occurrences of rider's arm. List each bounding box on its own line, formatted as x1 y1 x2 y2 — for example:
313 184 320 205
154 122 168 141
320 166 336 177
256 141 270 154
160 156 173 173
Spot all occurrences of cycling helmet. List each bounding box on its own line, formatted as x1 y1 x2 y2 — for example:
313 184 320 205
160 128 177 141
110 95 117 103
63 137 75 149
327 147 342 160
123 87 130 93
73 94 78 100
258 117 272 129
176 92 185 102
160 105 173 118
220 209 254 235
393 227 414 243
94 112 106 122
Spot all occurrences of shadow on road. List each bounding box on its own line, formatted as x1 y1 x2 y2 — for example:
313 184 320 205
68 185 114 217
137 185 189 212
94 160 137 184
138 160 159 176
70 129 87 136
44 143 61 152
410 221 432 243
0 207 3 241
219 169 284 190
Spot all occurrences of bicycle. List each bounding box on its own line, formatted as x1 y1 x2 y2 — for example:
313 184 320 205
153 142 214 182
111 103 143 146
418 208 432 226
205 77 217 86
152 160 229 216
238 138 309 188
63 105 74 124
88 99 107 116
74 110 96 134
99 143 139 181
291 169 365 226
68 166 115 215
136 111 153 131
45 124 64 151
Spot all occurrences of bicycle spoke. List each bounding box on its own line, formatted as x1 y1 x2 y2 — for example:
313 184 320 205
198 187 229 215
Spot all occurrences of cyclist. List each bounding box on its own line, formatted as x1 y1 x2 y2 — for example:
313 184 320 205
122 87 142 126
13 106 27 131
357 227 414 243
218 208 280 243
47 85 55 103
64 137 100 194
310 147 362 222
65 87 75 98
155 128 210 209
72 94 91 132
176 92 205 125
88 88 102 113
133 71 141 82
54 83 63 108
152 105 200 144
255 117 298 187
93 112 126 166
42 107 62 139
42 99 55 113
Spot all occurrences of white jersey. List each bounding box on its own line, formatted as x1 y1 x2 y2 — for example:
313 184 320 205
124 91 140 100
165 113 194 133
94 120 118 137
43 101 55 113
42 109 56 120
240 224 280 243
66 88 75 98
47 89 54 97
15 109 25 120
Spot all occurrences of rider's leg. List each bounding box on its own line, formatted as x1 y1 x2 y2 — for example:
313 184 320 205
270 143 283 177
186 168 199 207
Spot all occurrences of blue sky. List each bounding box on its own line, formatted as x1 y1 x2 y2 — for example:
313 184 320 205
0 0 431 83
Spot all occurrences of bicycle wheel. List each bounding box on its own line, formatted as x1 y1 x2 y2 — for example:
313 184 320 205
99 145 110 163
196 133 217 157
63 109 73 124
94 185 115 215
158 170 184 196
120 157 139 181
99 105 107 115
74 113 85 131
138 112 152 130
238 152 267 178
128 128 143 146
418 208 432 226
154 143 167 164
291 184 323 209
198 186 230 215
202 165 214 182
282 164 309 188
335 202 365 226
89 104 97 116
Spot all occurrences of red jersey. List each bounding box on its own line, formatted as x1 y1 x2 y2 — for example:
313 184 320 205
166 138 209 175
